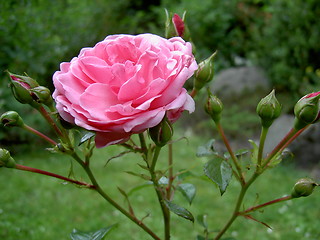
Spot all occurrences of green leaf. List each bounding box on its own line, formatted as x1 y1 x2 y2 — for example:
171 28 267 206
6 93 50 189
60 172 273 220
70 225 117 240
196 214 208 229
176 170 195 181
204 156 233 195
165 200 194 222
196 139 217 157
177 183 196 205
79 132 95 146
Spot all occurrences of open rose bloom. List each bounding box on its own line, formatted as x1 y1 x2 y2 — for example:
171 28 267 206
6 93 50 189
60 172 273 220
53 34 197 147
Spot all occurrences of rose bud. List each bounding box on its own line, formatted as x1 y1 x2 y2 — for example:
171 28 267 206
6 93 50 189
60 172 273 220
0 148 16 168
205 90 223 123
7 71 39 105
0 111 24 128
291 178 318 198
293 92 320 130
194 52 217 91
256 89 282 128
30 86 53 106
172 13 185 37
149 116 173 147
165 11 191 41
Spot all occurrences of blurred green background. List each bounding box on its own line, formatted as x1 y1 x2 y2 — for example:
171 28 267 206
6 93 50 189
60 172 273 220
0 0 320 239
1 0 320 148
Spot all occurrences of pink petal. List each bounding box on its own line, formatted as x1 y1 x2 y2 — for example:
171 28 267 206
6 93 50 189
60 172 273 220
95 131 131 148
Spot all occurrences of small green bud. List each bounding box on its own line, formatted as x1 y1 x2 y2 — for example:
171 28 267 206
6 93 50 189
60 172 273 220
256 90 282 128
0 111 24 127
194 52 216 91
30 86 53 106
291 178 318 198
205 90 223 122
7 71 39 104
0 148 16 168
293 92 320 130
149 116 173 147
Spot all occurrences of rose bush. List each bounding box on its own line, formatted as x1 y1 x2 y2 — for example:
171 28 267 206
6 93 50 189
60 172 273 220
53 33 197 147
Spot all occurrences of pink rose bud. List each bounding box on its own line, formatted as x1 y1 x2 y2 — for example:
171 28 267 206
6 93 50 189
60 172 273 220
172 13 185 37
53 34 197 147
293 91 320 130
205 90 223 123
256 90 282 128
291 178 318 198
0 148 16 168
165 10 191 41
7 71 39 105
0 111 24 128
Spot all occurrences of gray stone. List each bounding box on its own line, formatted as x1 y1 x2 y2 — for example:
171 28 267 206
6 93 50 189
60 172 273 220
210 66 271 100
264 114 320 168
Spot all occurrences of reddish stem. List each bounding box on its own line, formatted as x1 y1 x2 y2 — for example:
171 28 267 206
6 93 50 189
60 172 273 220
15 164 94 188
23 124 57 145
239 195 292 215
190 88 198 98
38 106 63 137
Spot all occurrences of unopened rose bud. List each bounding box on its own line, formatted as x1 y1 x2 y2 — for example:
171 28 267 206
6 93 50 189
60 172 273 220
172 13 185 37
205 90 223 123
30 86 53 106
194 52 216 91
256 90 282 128
291 178 318 198
293 92 320 130
0 111 24 127
7 71 39 104
149 116 173 147
165 10 191 40
0 148 16 168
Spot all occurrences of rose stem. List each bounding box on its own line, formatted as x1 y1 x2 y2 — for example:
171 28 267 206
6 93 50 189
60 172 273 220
239 195 292 215
216 122 245 185
70 152 161 240
150 146 171 240
37 105 63 137
167 143 173 200
23 124 57 145
15 164 93 188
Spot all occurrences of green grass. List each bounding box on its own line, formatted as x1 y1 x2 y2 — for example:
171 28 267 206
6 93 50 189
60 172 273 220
0 133 319 240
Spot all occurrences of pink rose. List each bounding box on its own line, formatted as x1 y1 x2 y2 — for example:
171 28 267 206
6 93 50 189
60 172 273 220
53 33 197 147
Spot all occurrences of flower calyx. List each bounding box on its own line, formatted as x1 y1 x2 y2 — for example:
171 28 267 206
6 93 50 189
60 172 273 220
194 52 216 91
7 71 40 105
205 90 223 123
293 92 320 130
291 178 318 198
256 89 282 128
149 116 173 147
0 111 24 128
0 148 16 168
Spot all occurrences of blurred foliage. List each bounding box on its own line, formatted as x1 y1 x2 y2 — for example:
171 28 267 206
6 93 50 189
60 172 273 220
1 0 319 148
0 0 161 148
159 0 320 95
